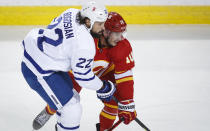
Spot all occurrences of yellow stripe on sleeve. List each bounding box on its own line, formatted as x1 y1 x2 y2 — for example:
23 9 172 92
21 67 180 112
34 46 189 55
116 76 133 84
115 70 127 74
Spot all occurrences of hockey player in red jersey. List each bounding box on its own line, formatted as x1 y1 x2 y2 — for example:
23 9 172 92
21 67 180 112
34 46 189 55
94 12 137 131
33 12 137 131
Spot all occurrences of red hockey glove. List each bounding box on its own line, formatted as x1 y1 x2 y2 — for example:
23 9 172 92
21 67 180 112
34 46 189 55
118 99 137 125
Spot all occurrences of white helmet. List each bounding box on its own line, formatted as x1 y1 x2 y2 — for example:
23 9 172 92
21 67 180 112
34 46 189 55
81 1 108 30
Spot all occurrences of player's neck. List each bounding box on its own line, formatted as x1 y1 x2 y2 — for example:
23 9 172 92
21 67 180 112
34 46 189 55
99 36 109 48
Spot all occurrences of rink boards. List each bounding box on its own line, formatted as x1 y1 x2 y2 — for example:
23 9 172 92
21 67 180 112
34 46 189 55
0 6 210 25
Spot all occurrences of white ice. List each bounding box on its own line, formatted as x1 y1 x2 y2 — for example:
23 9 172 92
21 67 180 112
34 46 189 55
0 25 210 131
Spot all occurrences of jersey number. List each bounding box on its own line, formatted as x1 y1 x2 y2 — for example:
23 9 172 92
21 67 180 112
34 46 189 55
76 58 93 68
37 17 63 52
126 52 134 64
37 29 63 51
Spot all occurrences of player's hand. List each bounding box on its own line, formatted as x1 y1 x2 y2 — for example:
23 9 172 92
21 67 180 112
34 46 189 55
118 99 137 125
96 80 116 102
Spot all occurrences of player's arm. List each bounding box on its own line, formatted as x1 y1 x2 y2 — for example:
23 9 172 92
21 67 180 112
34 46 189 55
71 49 102 90
109 39 136 124
71 49 116 101
109 39 134 100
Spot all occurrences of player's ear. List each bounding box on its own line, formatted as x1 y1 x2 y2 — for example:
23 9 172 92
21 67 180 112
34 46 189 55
85 18 91 28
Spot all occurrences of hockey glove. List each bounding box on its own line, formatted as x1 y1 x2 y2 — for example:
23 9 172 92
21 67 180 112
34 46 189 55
118 99 137 125
97 80 116 102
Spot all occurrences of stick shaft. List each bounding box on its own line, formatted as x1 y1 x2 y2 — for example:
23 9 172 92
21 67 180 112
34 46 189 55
107 118 123 131
134 118 150 131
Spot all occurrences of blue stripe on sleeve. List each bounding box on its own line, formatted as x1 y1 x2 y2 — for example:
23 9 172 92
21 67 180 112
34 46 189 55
74 75 95 81
74 69 91 75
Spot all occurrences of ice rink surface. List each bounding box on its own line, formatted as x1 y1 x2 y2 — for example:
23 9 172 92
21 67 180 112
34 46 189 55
0 25 210 131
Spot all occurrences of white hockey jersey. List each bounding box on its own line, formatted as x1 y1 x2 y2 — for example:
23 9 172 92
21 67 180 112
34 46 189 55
22 8 103 90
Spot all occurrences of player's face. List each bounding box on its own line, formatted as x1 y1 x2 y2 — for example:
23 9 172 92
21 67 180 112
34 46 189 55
107 31 123 47
92 22 105 36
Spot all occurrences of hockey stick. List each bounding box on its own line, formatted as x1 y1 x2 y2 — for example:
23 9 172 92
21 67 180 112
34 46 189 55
107 117 124 131
112 96 151 131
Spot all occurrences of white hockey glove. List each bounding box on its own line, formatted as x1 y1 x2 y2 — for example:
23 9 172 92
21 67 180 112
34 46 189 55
96 80 116 102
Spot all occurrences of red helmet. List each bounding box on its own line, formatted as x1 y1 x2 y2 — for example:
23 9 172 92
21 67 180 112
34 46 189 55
104 12 127 32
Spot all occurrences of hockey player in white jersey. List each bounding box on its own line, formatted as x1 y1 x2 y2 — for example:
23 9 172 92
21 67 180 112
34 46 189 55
21 2 115 131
